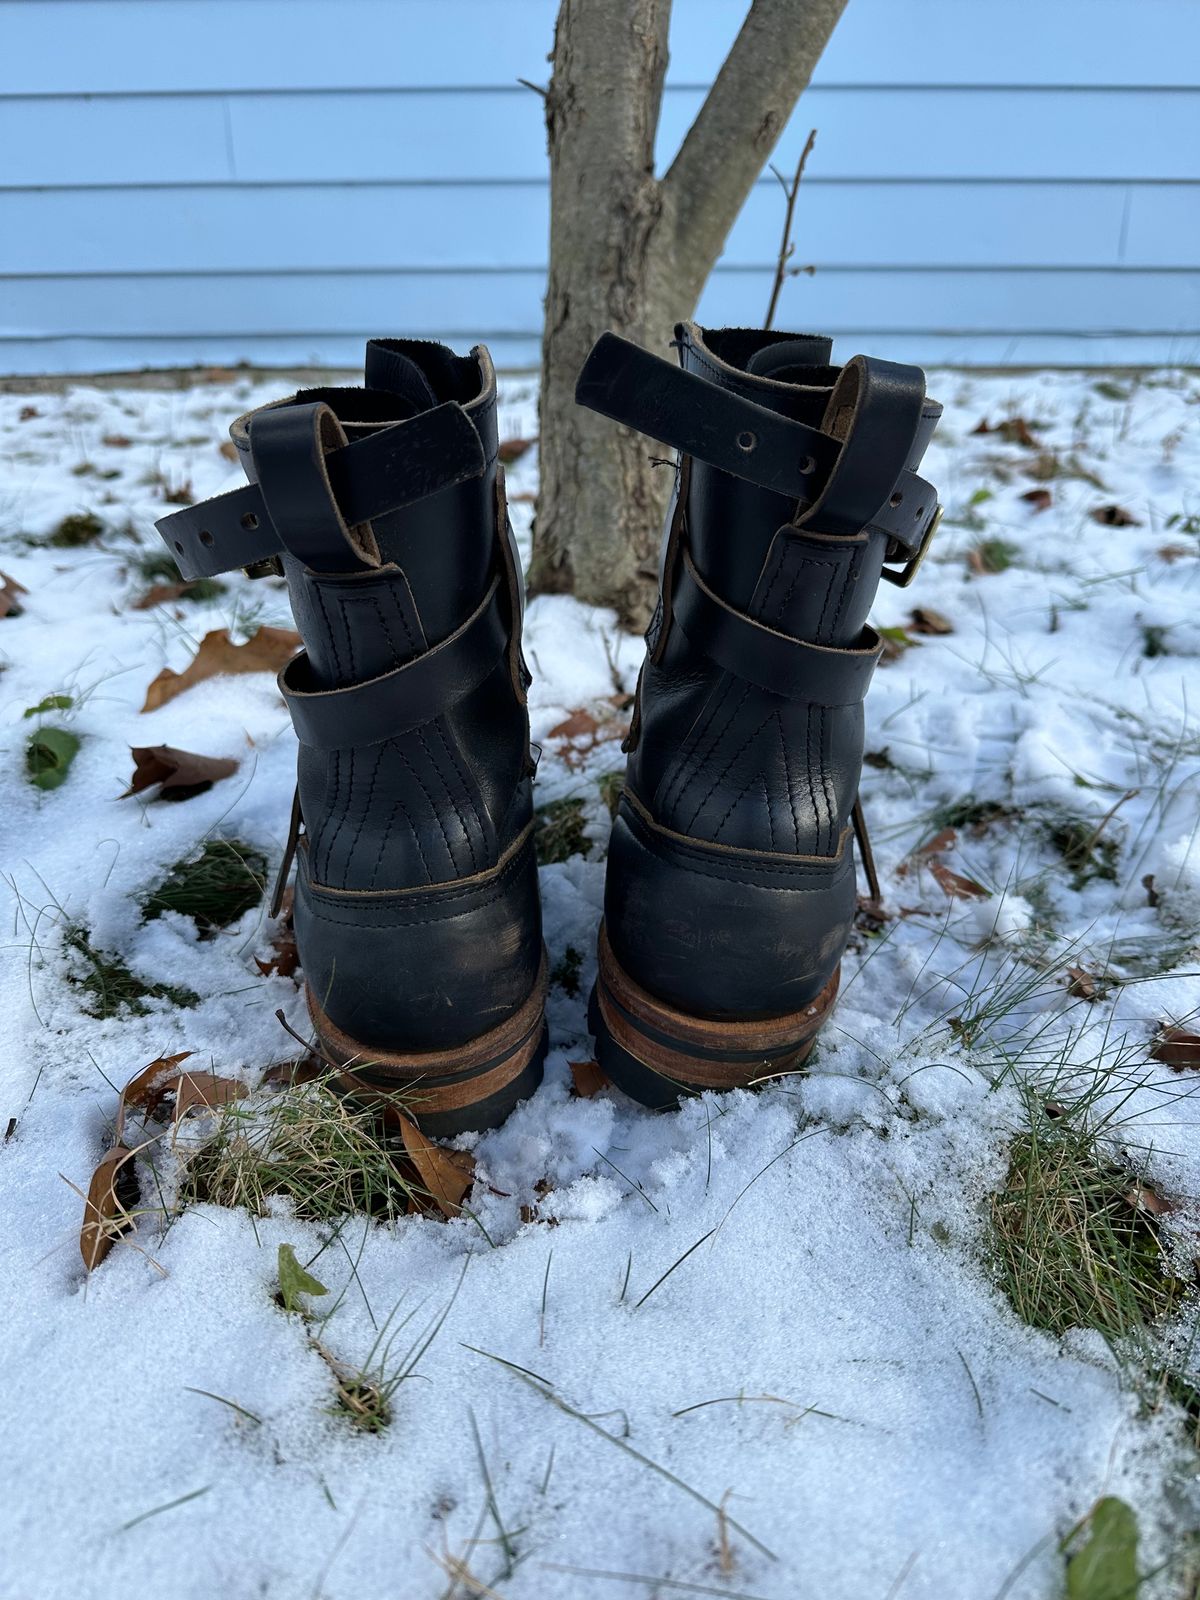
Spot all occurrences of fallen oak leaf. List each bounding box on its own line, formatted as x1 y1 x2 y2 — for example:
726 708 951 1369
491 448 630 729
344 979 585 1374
1151 1027 1200 1072
80 1144 139 1270
102 433 133 449
1020 487 1053 512
255 889 300 980
132 581 189 611
929 860 990 900
972 416 1040 448
916 827 958 858
396 1115 475 1218
1066 965 1104 1001
1090 503 1140 527
0 570 28 618
908 606 954 636
569 1060 609 1098
218 439 239 463
173 1070 247 1119
141 625 301 713
123 745 239 801
497 437 536 464
548 708 600 741
1123 1181 1172 1217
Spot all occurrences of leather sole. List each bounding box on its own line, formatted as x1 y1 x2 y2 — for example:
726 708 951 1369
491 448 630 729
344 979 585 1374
590 922 839 1109
308 952 549 1137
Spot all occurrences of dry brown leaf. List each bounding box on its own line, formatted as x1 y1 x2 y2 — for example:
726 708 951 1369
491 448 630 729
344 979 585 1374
80 1145 138 1270
1157 544 1193 564
1066 965 1102 1001
141 625 301 712
909 606 954 636
0 570 28 619
1151 1027 1200 1072
102 433 133 449
972 416 1039 448
1090 503 1140 528
132 581 189 611
1124 1181 1172 1216
173 1071 247 1119
256 890 300 980
497 437 536 464
569 1059 609 1098
929 860 990 900
123 744 239 801
79 1052 249 1269
1142 873 1160 907
18 405 39 422
916 827 958 858
397 1115 475 1218
218 439 239 462
1020 488 1053 512
548 708 600 741
854 895 891 934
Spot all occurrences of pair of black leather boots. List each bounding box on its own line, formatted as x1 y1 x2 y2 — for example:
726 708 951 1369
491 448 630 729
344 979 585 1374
158 326 941 1136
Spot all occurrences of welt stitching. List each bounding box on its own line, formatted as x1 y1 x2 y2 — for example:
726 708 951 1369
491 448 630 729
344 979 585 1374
712 768 761 843
685 701 777 835
396 741 457 877
344 742 385 875
777 709 801 851
323 746 356 887
667 677 745 815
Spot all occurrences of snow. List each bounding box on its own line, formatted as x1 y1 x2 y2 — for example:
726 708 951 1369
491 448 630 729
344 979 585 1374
1 364 1199 1599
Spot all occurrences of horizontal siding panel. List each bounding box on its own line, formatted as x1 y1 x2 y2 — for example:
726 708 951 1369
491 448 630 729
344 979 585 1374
1 0 1196 96
3 183 1164 274
5 87 1200 188
1 333 1189 376
3 268 1196 340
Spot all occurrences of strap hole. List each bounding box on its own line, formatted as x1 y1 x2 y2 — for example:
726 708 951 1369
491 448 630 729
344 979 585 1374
173 540 184 555
915 505 925 519
199 529 215 548
736 430 756 452
799 455 815 476
241 512 259 531
889 491 903 507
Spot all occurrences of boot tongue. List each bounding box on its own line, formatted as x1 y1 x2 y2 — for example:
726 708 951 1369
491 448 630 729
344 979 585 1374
363 340 439 412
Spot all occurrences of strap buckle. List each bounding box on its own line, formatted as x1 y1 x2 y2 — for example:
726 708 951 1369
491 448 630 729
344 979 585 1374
880 503 942 589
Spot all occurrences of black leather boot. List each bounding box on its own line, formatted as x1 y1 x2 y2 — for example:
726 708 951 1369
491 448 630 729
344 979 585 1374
576 324 942 1107
155 339 546 1134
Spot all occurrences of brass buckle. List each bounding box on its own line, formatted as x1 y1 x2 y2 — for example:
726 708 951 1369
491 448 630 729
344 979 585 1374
880 503 942 589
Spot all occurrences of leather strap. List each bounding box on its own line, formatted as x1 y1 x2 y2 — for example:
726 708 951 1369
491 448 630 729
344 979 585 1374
250 402 381 573
575 332 938 557
156 401 487 581
279 571 508 749
672 549 882 707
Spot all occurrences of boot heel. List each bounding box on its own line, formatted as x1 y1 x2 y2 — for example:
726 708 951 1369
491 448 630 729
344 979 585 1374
591 924 838 1109
310 954 549 1137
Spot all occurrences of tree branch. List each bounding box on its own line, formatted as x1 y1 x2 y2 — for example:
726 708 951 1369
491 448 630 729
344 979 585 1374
660 0 847 270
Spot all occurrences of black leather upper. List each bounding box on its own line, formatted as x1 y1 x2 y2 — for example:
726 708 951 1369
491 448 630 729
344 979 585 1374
156 339 542 1054
577 322 942 1021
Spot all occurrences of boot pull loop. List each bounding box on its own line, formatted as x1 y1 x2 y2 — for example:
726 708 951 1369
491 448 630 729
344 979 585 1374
249 402 381 574
156 402 487 583
793 356 926 541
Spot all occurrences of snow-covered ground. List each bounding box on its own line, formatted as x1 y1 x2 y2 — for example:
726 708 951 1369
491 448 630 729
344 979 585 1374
1 363 1199 1600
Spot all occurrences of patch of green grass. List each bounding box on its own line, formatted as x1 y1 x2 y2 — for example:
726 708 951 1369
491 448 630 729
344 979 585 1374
551 944 583 997
48 511 105 548
181 1078 419 1224
534 797 588 864
63 923 198 1018
970 537 1019 575
1142 624 1171 659
1046 815 1120 890
991 1090 1182 1341
598 770 625 820
135 549 226 602
142 839 267 934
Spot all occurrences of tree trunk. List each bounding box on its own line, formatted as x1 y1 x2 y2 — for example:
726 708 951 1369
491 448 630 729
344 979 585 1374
531 0 850 629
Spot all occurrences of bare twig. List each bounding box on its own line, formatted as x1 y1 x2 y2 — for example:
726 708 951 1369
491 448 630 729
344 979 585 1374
764 127 817 330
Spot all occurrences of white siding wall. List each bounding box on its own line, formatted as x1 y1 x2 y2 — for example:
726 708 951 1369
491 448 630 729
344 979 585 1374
1 0 1197 373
